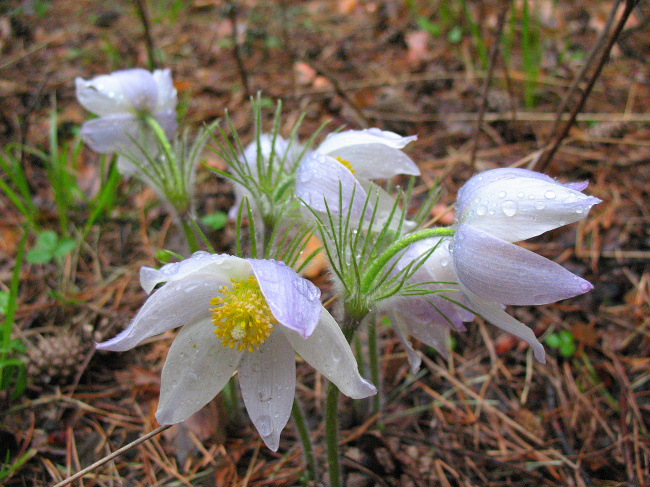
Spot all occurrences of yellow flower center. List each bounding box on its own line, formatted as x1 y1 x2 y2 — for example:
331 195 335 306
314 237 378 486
335 156 355 174
210 276 275 352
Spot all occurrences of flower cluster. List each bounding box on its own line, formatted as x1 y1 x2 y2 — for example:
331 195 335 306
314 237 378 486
81 68 600 456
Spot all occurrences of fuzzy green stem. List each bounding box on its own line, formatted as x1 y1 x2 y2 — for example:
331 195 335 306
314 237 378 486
292 398 317 481
360 227 454 295
325 382 342 487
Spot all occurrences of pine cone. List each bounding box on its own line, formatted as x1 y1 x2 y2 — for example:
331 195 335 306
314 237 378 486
26 330 87 386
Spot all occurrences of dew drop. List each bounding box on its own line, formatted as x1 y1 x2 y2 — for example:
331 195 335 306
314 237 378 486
518 192 525 198
498 191 506 198
488 209 495 215
501 200 517 217
476 205 487 216
575 206 583 214
256 415 273 437
535 202 545 210
331 348 341 365
544 190 556 199
258 383 273 402
559 219 566 226
440 257 449 267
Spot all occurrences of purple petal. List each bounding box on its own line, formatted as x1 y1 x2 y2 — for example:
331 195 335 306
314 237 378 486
76 69 158 116
80 115 143 154
239 331 296 451
249 259 321 338
95 278 222 351
318 128 417 153
156 318 242 424
282 308 376 399
457 171 601 242
459 283 546 362
452 224 594 306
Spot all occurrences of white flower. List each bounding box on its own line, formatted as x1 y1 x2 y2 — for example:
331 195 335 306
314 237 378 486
76 68 177 173
295 128 419 223
383 237 474 372
96 252 375 451
451 168 601 362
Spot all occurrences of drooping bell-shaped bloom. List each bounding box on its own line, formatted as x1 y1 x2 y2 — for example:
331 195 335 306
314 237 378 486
451 168 601 362
295 128 419 223
76 68 178 174
384 237 475 372
96 252 375 451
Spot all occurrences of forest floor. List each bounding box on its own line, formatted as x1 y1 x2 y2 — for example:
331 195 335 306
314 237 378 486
0 0 649 486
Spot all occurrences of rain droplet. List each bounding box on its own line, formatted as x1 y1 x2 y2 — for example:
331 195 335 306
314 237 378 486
518 192 525 198
565 193 577 203
256 415 273 437
544 190 556 199
536 202 545 210
258 383 273 402
476 205 487 216
488 209 495 215
498 191 506 198
331 348 341 364
501 200 517 217
559 219 566 226
575 206 583 214
440 257 449 267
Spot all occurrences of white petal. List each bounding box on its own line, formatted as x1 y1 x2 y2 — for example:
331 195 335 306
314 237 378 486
459 283 546 362
96 278 221 351
459 175 601 242
80 115 143 154
140 253 250 293
156 318 243 424
238 331 296 451
317 128 416 154
76 69 158 116
152 69 177 112
282 308 376 399
295 152 370 219
249 259 321 337
328 144 420 179
452 225 594 305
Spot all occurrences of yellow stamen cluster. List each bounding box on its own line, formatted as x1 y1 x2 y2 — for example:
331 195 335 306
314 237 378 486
335 156 355 174
210 276 275 352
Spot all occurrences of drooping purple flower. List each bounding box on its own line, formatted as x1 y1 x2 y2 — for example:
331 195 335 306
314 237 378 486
96 252 375 451
451 168 601 362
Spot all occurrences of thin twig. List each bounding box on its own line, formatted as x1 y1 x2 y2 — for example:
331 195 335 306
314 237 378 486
533 0 640 172
51 424 172 487
470 0 511 167
133 0 158 71
227 0 251 99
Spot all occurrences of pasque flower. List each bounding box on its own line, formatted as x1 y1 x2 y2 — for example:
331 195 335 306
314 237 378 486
295 128 420 222
76 68 177 173
451 168 601 362
96 252 375 451
386 237 474 372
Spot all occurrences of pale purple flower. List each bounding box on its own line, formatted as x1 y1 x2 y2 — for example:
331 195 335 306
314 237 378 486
76 68 177 173
295 128 419 223
384 237 474 372
451 168 601 362
96 252 375 451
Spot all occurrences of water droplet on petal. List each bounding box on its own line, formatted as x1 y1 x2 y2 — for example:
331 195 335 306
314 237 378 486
256 415 273 437
559 219 566 226
476 205 487 216
440 257 449 267
536 202 545 210
575 206 583 214
518 192 525 198
544 190 556 199
501 200 517 217
331 348 341 365
498 191 506 198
